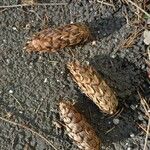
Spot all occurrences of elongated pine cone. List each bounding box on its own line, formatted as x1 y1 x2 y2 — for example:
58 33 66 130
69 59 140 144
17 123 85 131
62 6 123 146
25 23 92 52
59 101 101 150
67 61 118 114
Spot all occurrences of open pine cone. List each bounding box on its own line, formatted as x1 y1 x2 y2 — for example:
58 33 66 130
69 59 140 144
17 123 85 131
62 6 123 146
25 23 92 53
67 61 118 114
59 101 101 150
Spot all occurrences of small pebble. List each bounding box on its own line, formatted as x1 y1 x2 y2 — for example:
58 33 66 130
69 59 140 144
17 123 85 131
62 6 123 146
101 145 105 149
6 59 10 64
44 78 48 83
108 121 111 124
125 142 129 146
30 72 34 76
90 8 93 11
138 114 143 121
25 23 31 30
85 61 89 65
92 41 96 46
29 65 32 69
130 105 136 110
130 133 135 138
141 64 145 69
126 142 136 150
39 56 42 60
3 39 6 43
12 27 17 31
119 52 125 59
114 38 118 42
113 118 119 125
88 0 93 3
110 54 116 58
9 90 13 94
29 62 33 65
19 111 23 114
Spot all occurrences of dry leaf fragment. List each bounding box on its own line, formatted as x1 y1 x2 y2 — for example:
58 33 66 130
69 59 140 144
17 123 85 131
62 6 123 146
67 61 118 114
25 23 92 53
59 101 101 150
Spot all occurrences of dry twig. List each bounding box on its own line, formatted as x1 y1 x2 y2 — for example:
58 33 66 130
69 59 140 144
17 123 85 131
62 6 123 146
0 116 57 150
105 126 115 134
137 123 148 134
138 92 150 118
120 28 143 48
10 94 24 109
0 3 67 9
138 92 150 150
124 0 150 18
97 0 115 7
144 118 150 150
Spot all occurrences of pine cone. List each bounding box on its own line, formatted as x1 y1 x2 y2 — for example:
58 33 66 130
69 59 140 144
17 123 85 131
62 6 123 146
59 101 101 150
67 61 118 114
25 23 92 53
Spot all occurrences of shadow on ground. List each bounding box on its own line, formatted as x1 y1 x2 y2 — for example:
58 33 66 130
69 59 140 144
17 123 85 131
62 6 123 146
74 54 145 147
88 16 125 40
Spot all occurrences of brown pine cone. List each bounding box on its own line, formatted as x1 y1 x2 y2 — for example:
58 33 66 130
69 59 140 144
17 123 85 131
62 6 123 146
25 23 92 53
67 61 118 114
59 101 101 150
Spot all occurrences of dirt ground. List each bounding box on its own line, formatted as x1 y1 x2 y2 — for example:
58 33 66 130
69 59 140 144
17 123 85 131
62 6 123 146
0 0 150 150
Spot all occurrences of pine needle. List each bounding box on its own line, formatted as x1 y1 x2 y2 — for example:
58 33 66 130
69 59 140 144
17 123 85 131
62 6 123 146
0 116 58 150
97 0 114 7
144 118 150 150
138 92 150 150
125 0 150 18
0 3 67 9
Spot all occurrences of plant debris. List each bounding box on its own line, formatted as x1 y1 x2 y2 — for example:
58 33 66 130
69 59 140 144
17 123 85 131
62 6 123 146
67 61 118 114
0 116 57 150
121 28 143 48
20 0 36 5
59 101 101 150
138 92 150 150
